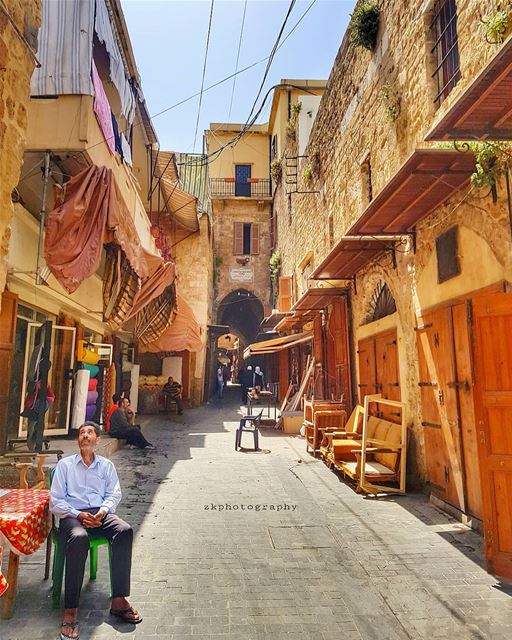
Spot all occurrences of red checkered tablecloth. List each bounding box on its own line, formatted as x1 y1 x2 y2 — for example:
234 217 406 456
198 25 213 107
0 489 51 597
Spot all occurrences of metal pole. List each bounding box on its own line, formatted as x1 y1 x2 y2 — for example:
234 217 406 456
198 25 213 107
36 151 51 285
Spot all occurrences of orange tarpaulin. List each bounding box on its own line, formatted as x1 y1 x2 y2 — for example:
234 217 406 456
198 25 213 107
45 165 150 293
139 296 202 353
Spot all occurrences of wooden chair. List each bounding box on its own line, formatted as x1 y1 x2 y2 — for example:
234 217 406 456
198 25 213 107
305 410 347 456
335 395 407 495
319 405 364 465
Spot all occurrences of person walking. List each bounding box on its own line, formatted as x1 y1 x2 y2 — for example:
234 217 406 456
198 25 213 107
253 366 265 389
216 366 224 400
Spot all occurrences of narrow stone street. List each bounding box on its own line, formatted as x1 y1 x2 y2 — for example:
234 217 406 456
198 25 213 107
2 390 512 640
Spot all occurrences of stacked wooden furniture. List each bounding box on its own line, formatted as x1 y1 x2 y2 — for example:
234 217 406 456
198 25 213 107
331 395 407 495
304 399 346 456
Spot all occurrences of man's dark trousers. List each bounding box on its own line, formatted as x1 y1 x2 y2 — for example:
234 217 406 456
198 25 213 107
59 508 133 608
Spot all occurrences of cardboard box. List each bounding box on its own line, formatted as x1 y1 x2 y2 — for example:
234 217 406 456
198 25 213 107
282 411 303 434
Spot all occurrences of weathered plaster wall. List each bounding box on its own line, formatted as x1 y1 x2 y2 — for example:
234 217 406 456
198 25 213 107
174 215 213 405
0 0 40 304
272 0 512 484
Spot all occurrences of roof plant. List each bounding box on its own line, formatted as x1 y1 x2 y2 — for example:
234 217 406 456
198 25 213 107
349 1 381 51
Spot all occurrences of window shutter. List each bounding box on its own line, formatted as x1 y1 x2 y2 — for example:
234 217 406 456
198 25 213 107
233 222 243 255
278 276 292 312
250 223 260 255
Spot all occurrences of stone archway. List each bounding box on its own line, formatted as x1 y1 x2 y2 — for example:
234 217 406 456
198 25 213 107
217 289 264 346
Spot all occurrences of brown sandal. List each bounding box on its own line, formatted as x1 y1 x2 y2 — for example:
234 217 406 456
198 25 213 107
110 606 143 624
60 621 79 639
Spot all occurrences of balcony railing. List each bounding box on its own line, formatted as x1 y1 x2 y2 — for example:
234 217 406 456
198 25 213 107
210 178 271 198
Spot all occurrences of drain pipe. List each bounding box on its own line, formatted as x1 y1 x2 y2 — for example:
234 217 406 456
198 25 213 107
35 151 51 285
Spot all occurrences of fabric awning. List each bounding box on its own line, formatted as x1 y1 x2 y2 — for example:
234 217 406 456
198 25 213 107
244 331 313 359
155 152 200 232
349 149 476 235
292 287 349 311
310 239 393 280
427 36 512 141
139 296 202 353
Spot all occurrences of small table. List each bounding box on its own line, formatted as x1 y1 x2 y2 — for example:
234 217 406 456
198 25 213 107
247 390 276 420
0 488 51 619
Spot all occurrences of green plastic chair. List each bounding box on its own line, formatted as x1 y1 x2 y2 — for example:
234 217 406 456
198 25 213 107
49 468 112 608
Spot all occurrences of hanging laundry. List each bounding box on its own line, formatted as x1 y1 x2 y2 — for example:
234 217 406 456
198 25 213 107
91 60 115 154
121 134 132 166
111 112 123 157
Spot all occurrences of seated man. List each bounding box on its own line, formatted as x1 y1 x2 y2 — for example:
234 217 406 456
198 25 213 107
110 402 154 449
105 392 124 434
162 376 183 415
50 422 142 640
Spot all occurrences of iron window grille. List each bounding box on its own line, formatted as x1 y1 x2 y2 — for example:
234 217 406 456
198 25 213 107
431 0 461 107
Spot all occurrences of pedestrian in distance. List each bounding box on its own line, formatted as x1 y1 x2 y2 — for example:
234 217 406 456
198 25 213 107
216 365 224 399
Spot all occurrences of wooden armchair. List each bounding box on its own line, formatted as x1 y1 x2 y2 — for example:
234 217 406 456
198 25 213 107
305 409 347 456
319 404 364 465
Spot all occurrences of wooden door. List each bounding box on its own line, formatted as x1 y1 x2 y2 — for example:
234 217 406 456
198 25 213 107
472 292 512 578
330 298 352 410
416 308 466 511
0 292 18 453
452 302 482 519
375 330 400 421
357 336 376 404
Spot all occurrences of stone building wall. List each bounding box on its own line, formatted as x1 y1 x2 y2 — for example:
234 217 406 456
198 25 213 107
213 198 272 321
0 0 40 304
272 0 512 484
174 215 213 405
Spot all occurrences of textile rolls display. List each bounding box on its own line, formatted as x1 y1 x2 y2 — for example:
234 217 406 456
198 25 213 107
71 369 90 430
85 404 97 421
88 378 98 391
86 391 99 405
83 364 99 378
81 349 100 365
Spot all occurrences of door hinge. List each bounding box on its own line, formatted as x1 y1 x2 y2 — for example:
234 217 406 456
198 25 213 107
418 381 437 387
415 323 433 332
438 389 445 405
422 421 441 429
434 333 440 348
388 382 400 387
447 380 470 392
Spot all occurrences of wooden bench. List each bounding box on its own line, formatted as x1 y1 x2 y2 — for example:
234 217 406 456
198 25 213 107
334 395 407 495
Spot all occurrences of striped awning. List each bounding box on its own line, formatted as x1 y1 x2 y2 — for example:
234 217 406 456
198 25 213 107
155 152 200 232
243 331 313 359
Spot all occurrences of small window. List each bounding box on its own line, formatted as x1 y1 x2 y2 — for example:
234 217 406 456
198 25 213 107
271 135 278 162
243 223 251 255
430 0 461 107
301 261 313 294
436 226 460 283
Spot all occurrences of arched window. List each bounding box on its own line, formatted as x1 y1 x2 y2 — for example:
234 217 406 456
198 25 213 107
365 281 397 324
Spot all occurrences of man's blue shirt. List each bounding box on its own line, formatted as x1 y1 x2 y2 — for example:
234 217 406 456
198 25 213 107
50 454 122 519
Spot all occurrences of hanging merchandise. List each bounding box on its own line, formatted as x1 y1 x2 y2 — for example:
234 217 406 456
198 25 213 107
88 378 98 392
83 363 100 378
71 369 90 430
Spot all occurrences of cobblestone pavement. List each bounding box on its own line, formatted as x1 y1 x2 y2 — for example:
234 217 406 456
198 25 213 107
2 391 512 639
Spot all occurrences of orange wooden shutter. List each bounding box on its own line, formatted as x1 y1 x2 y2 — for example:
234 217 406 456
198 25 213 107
278 276 292 312
250 223 260 255
233 222 243 255
0 291 18 453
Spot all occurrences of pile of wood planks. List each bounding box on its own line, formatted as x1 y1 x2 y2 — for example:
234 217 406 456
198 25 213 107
276 357 315 429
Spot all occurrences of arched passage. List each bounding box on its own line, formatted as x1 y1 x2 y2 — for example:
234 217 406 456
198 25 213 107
217 289 264 346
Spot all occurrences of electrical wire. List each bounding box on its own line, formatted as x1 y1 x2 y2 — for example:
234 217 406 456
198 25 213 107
192 0 215 153
228 0 248 121
72 0 317 167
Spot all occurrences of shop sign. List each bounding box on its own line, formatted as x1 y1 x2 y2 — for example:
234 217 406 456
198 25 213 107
229 267 254 283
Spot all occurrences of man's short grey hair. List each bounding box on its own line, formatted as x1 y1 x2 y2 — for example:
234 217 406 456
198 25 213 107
78 422 101 437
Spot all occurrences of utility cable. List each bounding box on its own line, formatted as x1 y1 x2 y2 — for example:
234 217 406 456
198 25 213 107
228 0 248 121
193 0 215 153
